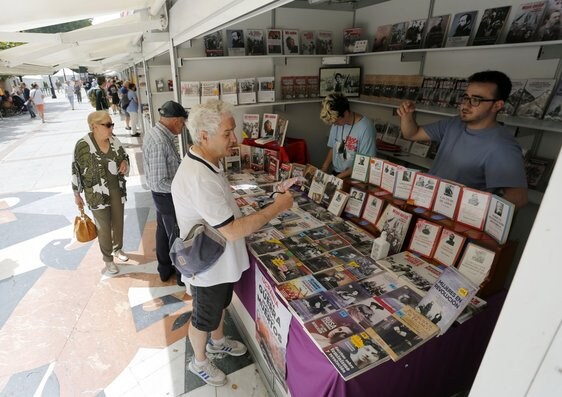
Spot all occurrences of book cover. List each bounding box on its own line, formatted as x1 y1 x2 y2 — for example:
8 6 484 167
307 75 320 98
240 144 252 169
472 6 512 45
219 78 238 105
321 175 343 207
330 281 374 307
242 114 260 139
505 1 546 43
301 252 342 274
246 226 285 245
294 76 308 99
351 154 370 182
305 310 365 348
353 39 368 53
455 187 492 231
524 156 552 189
260 113 278 139
283 29 300 54
544 79 562 121
290 291 343 323
501 79 528 116
344 187 367 217
375 205 413 255
281 76 296 100
372 24 392 51
343 28 362 54
408 219 443 258
200 80 220 103
308 169 329 204
388 22 407 51
238 78 257 104
257 76 275 103
258 249 312 284
250 146 265 171
268 156 280 181
446 11 478 47
416 266 478 335
403 19 427 50
301 30 316 54
515 78 556 118
393 167 417 201
224 146 241 173
484 195 515 245
277 275 327 301
376 252 441 294
536 0 562 41
368 157 384 186
456 295 488 324
433 228 466 267
367 315 425 362
316 30 333 54
203 31 224 56
290 163 306 182
410 141 431 158
423 15 451 48
393 305 440 340
246 29 265 55
382 124 400 144
432 180 462 219
457 242 496 288
266 29 283 55
361 194 385 225
180 81 200 108
227 29 246 56
327 190 350 217
380 161 398 194
408 173 439 210
155 79 165 92
279 162 292 182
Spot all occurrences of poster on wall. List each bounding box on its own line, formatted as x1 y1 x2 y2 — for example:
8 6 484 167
256 267 292 391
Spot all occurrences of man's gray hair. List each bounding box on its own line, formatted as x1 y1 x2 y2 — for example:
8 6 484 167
187 100 234 145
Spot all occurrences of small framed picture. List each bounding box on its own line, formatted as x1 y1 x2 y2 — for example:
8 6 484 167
319 66 361 97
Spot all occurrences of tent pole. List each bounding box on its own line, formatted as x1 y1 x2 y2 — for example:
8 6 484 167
48 75 57 98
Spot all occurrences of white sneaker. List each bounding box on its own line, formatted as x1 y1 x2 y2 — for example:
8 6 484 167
104 261 119 274
188 359 226 387
113 249 129 262
206 338 247 357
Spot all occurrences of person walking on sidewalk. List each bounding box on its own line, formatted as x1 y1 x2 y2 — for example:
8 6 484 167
119 81 131 130
72 111 131 275
143 101 187 286
29 83 45 122
171 100 293 387
74 80 82 103
127 83 140 137
65 81 75 110
21 83 36 118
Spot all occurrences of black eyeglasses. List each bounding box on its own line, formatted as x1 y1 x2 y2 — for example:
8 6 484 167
460 95 498 107
99 122 115 128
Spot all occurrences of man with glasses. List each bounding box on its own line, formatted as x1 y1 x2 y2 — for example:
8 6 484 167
397 70 527 208
143 101 188 286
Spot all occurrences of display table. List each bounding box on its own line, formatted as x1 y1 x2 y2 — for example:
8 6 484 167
234 255 506 397
242 137 309 164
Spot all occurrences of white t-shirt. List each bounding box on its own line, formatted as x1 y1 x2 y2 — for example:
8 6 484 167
171 148 249 287
30 88 44 105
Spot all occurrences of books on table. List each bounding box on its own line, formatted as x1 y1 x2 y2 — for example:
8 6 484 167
457 242 496 288
484 195 515 245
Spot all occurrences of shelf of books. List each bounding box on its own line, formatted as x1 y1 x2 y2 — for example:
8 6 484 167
236 98 323 108
182 54 329 62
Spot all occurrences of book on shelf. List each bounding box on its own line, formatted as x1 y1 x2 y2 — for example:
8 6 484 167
432 179 462 219
351 154 370 182
291 163 306 184
316 30 333 54
450 78 468 107
446 10 478 47
242 114 260 139
294 76 308 99
432 228 466 267
302 164 317 192
266 29 283 55
180 81 200 108
372 24 392 52
307 75 320 98
246 29 265 55
408 219 442 258
227 29 246 56
393 167 418 201
536 0 562 41
409 173 439 210
263 149 278 175
281 76 296 100
380 161 398 194
240 144 252 170
403 18 427 50
505 1 546 43
283 29 300 54
343 28 362 54
544 79 562 121
375 205 413 255
224 146 241 174
388 22 407 51
515 78 556 118
415 266 478 335
276 117 289 147
382 124 400 144
279 162 292 182
308 169 329 204
395 137 412 153
410 141 431 158
423 14 450 48
484 195 515 245
257 113 278 142
155 79 165 92
501 79 527 115
327 190 350 217
524 156 552 189
301 30 316 54
203 31 224 57
344 187 367 217
268 156 280 181
200 80 220 103
361 194 385 225
472 6 512 46
237 77 257 104
455 187 491 231
368 157 384 187
257 76 275 103
219 79 238 105
457 242 496 289
250 146 265 171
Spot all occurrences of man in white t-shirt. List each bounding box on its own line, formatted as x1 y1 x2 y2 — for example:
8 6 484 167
171 100 293 387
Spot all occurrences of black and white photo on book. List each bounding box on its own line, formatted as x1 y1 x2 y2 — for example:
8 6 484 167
343 28 363 54
276 117 289 147
316 30 333 54
484 195 515 245
472 6 512 45
380 161 398 194
393 167 418 201
408 173 439 210
219 79 238 105
505 1 546 43
501 79 528 115
351 154 370 182
432 228 466 267
319 67 361 97
283 29 300 54
544 79 562 121
321 175 343 208
388 22 407 51
372 24 392 52
368 157 384 187
327 190 350 217
375 205 413 255
408 219 442 258
423 14 450 48
308 169 329 204
446 10 478 47
403 18 427 50
455 187 491 231
203 31 224 56
266 29 283 54
515 78 556 119
361 194 385 225
344 187 367 217
457 242 496 288
257 76 275 103
246 29 265 55
226 29 245 56
258 113 278 142
524 156 552 189
224 146 241 173
301 31 316 54
237 78 257 104
536 0 562 41
242 114 260 139
432 179 462 219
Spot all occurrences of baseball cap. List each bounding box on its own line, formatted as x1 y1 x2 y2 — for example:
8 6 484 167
158 101 188 118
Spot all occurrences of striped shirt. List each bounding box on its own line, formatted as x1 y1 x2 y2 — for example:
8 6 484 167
143 122 181 193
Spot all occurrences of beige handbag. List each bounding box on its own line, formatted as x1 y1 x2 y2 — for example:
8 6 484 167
74 208 97 242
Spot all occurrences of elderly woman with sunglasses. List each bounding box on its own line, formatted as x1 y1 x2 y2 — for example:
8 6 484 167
72 110 130 274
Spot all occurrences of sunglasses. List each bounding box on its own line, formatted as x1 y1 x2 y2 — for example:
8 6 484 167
99 122 115 128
